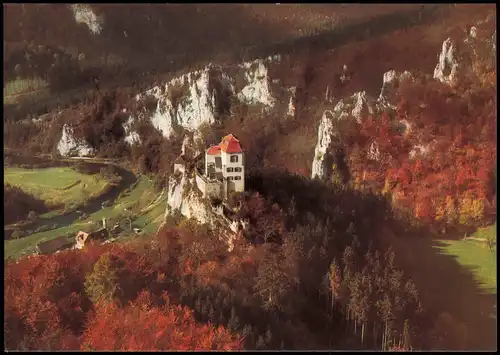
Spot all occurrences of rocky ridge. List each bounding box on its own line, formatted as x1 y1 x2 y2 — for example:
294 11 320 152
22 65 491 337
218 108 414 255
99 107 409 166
56 54 291 156
311 22 494 180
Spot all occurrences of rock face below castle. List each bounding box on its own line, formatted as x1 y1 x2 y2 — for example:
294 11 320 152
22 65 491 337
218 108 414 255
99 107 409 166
162 134 248 252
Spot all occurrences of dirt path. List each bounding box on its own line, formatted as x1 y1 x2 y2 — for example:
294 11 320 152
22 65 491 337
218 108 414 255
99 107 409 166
383 229 497 350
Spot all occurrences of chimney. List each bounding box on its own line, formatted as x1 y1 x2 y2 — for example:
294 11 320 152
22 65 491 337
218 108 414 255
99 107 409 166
102 218 106 229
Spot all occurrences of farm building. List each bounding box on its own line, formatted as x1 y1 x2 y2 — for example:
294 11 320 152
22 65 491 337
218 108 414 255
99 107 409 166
36 236 74 255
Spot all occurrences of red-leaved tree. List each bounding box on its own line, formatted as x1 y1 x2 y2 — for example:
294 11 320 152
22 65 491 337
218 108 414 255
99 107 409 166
81 291 243 351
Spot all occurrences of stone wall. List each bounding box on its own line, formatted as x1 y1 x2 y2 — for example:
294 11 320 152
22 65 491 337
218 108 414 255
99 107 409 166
195 172 222 199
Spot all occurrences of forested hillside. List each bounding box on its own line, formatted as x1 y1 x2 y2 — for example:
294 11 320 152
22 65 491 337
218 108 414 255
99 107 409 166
5 187 426 350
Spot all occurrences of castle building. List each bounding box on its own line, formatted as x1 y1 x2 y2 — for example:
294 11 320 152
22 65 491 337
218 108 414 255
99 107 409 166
192 134 244 200
205 134 245 193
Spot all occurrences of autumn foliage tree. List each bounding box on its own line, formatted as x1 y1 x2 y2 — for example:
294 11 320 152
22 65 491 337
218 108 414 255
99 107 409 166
230 192 286 244
81 291 243 351
5 240 241 351
345 73 496 231
4 253 94 350
84 253 123 305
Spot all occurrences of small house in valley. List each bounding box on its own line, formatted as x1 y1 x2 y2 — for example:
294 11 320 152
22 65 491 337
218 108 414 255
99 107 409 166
75 228 109 249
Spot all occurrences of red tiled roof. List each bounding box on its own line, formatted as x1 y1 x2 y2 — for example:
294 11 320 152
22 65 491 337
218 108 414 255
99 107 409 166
206 134 243 155
221 134 237 142
220 134 243 153
207 145 221 155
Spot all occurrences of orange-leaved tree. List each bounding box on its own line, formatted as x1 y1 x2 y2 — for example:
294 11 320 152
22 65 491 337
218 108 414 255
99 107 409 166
81 291 243 351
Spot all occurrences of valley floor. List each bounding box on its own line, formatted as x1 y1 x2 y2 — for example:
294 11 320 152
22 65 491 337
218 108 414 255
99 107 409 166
4 170 166 260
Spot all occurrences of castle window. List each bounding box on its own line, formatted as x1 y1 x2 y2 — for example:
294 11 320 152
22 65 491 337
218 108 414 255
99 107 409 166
227 167 234 172
230 155 238 163
234 167 242 172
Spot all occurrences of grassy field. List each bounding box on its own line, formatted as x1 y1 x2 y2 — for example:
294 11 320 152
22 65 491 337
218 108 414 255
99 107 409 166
3 77 50 105
4 78 49 96
435 224 497 294
4 167 111 210
4 176 166 260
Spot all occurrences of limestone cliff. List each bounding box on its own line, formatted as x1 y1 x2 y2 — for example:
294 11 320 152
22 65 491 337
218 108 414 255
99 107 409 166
57 124 95 157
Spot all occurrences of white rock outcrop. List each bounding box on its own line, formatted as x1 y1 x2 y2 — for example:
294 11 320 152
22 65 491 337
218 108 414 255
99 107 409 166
286 86 297 117
57 124 95 157
136 55 281 138
340 64 351 84
138 68 222 138
378 70 413 108
165 173 212 225
434 38 459 85
332 91 374 123
470 26 477 39
70 4 104 35
367 141 381 161
325 85 335 103
311 69 416 180
164 170 241 251
237 56 280 108
311 111 337 180
122 116 141 145
311 90 378 179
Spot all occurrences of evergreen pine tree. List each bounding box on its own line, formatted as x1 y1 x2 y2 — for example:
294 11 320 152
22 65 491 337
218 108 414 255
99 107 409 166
265 327 273 346
194 297 202 313
228 307 240 331
242 324 252 340
256 335 266 349
403 319 411 350
208 305 216 322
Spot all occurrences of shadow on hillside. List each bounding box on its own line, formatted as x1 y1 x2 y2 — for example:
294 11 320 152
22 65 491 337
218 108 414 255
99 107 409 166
113 4 449 92
247 168 497 350
388 236 497 350
249 4 447 59
3 4 450 120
